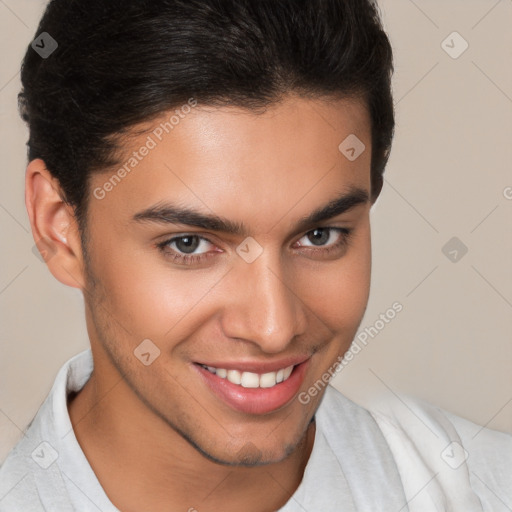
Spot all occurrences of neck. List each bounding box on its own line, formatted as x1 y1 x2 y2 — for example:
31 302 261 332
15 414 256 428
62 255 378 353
68 362 316 512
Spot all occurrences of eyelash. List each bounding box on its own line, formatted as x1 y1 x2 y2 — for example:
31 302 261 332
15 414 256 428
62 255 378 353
156 227 353 266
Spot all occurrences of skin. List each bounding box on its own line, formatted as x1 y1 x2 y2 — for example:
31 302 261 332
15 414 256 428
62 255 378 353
25 94 374 512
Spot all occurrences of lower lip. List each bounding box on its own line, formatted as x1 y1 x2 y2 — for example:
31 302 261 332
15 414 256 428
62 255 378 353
194 360 310 415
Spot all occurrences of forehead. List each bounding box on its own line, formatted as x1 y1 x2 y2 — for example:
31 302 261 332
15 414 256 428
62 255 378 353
89 95 372 230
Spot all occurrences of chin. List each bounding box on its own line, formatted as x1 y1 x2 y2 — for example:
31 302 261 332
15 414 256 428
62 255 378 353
211 443 295 468
183 427 301 468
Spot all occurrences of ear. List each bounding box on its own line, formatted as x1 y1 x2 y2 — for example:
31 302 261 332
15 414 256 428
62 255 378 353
26 158 87 289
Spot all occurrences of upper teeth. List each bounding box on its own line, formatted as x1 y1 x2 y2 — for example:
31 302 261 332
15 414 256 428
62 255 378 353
202 365 294 388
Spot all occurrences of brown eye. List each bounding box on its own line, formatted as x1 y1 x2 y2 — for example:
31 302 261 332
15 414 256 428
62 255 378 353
173 235 201 254
306 228 330 246
161 235 213 255
157 234 219 266
298 227 350 248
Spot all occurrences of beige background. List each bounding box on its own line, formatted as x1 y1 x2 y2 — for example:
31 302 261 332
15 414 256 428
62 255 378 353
1 0 511 462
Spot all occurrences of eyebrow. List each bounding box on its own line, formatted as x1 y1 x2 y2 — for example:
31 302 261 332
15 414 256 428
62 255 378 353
132 186 369 236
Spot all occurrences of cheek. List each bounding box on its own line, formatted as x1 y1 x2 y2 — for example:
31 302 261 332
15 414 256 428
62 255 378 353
340 227 372 319
88 237 226 340
293 224 371 331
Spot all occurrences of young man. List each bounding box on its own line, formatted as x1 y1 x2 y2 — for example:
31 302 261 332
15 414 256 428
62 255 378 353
1 1 510 511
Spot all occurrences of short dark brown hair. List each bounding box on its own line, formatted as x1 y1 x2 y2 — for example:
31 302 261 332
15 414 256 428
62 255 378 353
19 0 394 233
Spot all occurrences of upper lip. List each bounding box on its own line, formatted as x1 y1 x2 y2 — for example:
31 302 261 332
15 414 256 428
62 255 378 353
195 356 310 374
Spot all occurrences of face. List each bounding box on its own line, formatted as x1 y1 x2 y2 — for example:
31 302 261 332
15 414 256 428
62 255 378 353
82 94 373 465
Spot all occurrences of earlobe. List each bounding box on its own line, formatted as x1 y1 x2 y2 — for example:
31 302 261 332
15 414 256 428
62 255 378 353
25 158 86 290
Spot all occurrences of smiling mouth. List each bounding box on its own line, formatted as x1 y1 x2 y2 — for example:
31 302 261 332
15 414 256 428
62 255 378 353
198 364 295 389
194 358 310 415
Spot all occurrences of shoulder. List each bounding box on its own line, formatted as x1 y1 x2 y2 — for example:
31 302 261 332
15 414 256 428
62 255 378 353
0 350 94 511
0 413 79 512
366 392 512 511
317 384 400 455
313 385 409 508
0 436 50 511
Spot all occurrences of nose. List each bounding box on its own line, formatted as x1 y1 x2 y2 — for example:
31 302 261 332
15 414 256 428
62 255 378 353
220 249 307 354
